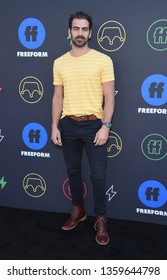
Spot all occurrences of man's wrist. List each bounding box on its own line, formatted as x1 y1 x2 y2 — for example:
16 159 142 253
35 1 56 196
52 124 59 129
101 125 110 131
102 121 112 128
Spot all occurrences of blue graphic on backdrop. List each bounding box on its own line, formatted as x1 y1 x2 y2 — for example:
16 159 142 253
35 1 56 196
141 74 167 106
18 18 46 49
22 123 48 150
138 180 167 208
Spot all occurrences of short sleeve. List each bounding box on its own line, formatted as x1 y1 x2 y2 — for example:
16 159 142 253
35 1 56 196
101 56 115 83
53 60 63 85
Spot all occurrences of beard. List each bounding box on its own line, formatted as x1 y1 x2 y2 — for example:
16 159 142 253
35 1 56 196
71 36 89 48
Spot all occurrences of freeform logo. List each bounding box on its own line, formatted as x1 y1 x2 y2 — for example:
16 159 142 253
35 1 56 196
138 74 167 114
17 18 48 57
21 122 50 158
138 180 167 209
19 76 43 104
62 178 87 200
97 20 126 52
147 19 167 51
23 173 46 198
141 133 167 161
107 131 122 158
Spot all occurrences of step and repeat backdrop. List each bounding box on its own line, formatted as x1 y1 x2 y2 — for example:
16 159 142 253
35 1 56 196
0 0 166 225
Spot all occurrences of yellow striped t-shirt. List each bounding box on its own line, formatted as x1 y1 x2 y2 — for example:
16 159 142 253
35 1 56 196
53 49 115 119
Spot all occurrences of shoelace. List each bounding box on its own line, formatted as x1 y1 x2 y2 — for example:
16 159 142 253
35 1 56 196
94 217 108 230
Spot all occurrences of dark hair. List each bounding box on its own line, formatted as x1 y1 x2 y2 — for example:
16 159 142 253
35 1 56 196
69 11 92 30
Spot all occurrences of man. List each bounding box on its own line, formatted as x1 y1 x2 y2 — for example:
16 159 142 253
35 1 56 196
51 11 115 245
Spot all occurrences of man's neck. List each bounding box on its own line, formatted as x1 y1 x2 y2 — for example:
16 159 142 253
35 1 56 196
70 45 91 57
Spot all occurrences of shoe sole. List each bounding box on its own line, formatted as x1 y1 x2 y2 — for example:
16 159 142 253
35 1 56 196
62 214 87 231
95 236 110 246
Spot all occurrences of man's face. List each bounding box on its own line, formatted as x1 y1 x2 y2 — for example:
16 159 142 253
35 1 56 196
69 19 92 48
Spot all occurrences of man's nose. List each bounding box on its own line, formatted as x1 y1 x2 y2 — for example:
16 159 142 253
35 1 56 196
78 29 83 36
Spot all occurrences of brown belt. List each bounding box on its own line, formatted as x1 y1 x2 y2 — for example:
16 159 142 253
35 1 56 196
67 114 97 121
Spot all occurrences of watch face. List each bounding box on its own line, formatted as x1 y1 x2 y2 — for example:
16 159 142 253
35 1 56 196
102 122 111 128
106 123 111 127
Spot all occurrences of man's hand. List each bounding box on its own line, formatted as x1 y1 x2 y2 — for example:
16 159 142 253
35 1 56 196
51 126 62 146
93 126 109 146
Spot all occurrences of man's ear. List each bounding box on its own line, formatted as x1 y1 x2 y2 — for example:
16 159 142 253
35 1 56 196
89 29 92 39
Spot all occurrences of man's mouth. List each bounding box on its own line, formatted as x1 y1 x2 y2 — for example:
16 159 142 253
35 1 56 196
76 37 84 40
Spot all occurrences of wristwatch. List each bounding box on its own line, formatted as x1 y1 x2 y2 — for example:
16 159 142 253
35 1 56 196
102 122 112 128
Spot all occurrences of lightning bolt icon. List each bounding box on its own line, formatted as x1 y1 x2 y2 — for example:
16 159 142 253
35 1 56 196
0 176 7 190
67 35 72 46
106 185 117 201
0 129 4 142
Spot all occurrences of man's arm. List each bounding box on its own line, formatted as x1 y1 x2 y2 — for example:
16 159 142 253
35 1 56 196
102 80 115 123
94 80 115 146
51 85 64 146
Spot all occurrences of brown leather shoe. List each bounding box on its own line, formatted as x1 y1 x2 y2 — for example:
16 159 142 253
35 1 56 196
94 215 109 245
62 203 87 230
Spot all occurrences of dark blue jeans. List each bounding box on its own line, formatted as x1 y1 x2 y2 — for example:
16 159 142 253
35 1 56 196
60 116 108 215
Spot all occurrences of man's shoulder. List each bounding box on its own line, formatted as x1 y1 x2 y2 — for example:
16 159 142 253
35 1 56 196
54 52 70 64
91 49 111 60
